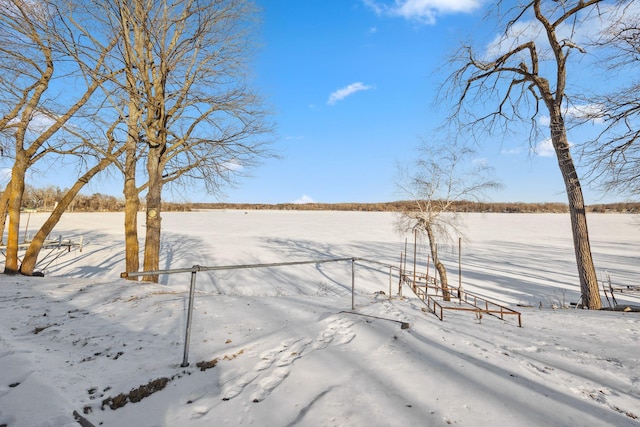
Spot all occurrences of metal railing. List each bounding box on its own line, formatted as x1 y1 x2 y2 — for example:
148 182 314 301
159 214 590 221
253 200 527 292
121 257 365 367
400 271 522 327
121 256 523 367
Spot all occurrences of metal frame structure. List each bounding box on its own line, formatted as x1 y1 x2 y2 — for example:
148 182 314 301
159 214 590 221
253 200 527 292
122 257 363 367
400 270 522 327
120 250 524 367
0 236 83 271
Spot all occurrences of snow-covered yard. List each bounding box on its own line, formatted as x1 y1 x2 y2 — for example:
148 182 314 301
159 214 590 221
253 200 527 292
1 211 639 426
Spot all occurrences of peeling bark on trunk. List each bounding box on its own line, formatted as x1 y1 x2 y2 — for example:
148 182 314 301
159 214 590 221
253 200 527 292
550 115 601 309
142 146 163 282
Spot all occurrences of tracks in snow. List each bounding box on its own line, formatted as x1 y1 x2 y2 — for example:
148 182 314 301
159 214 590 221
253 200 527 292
188 312 357 418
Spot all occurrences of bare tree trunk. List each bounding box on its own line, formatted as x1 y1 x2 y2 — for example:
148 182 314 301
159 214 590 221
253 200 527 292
0 181 11 245
123 173 140 277
20 152 121 275
142 146 163 282
20 206 66 275
113 0 142 279
550 115 601 309
4 154 28 274
426 224 450 301
123 105 141 277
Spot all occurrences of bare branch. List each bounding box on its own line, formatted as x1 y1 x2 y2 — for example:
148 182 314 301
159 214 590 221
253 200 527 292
443 0 604 308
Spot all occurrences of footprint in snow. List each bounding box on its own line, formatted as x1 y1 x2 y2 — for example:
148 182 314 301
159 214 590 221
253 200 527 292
223 319 354 403
250 367 290 403
275 338 311 367
221 371 259 401
222 338 310 402
313 317 355 349
313 329 335 350
379 302 410 323
255 338 301 371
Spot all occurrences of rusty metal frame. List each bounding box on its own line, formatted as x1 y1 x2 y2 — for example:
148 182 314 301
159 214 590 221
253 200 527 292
401 271 522 327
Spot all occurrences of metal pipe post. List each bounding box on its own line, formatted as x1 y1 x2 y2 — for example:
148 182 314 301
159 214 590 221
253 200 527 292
351 258 355 310
181 267 199 367
403 238 407 272
388 265 392 300
413 229 417 291
458 237 463 304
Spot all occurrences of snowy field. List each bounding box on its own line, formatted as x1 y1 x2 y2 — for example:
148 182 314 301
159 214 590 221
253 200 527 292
0 210 639 426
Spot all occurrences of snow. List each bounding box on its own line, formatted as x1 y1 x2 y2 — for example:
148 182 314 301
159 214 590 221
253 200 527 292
1 210 639 426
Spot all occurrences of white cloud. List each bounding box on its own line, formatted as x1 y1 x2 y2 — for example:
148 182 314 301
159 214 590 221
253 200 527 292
29 113 57 132
293 194 315 204
472 157 488 167
531 139 555 157
364 0 482 25
564 104 605 124
363 0 384 15
501 147 522 155
484 20 546 61
483 2 636 61
222 159 243 172
531 139 575 158
539 115 551 127
538 103 605 127
7 111 57 134
327 82 373 105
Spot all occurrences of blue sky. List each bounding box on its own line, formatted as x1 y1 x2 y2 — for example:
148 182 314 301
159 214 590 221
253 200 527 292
22 0 629 205
217 0 619 205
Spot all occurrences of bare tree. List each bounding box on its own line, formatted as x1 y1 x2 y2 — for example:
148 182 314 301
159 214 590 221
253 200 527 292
101 0 273 281
396 140 501 301
580 2 640 197
0 0 118 274
446 0 603 309
19 119 126 275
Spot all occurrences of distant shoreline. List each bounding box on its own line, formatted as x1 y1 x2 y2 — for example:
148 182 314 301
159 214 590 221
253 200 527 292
23 200 638 214
159 201 638 214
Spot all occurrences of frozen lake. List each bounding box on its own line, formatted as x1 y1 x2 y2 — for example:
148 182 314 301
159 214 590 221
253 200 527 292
22 210 640 307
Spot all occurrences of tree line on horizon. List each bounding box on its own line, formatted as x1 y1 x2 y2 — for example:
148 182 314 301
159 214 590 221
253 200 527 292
18 186 639 214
